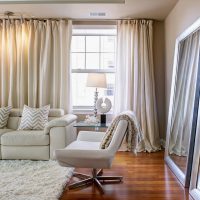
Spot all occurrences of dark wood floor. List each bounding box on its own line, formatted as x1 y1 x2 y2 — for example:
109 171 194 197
61 151 191 200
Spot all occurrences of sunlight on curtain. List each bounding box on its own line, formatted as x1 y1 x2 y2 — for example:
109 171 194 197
114 20 161 152
0 19 72 113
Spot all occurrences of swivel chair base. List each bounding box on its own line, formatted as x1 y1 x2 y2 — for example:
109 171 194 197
68 169 123 194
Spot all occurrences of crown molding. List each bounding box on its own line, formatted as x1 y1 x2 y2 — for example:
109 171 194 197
0 0 125 4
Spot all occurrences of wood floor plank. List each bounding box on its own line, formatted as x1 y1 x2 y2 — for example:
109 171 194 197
61 151 191 200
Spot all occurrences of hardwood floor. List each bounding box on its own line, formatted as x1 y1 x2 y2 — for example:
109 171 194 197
61 151 191 200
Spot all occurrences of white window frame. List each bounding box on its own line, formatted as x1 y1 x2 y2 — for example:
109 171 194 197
71 24 117 113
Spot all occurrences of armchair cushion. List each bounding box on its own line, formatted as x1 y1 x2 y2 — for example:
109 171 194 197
44 114 77 134
0 129 13 138
66 140 100 150
1 130 49 146
55 142 113 168
77 131 105 142
48 109 64 117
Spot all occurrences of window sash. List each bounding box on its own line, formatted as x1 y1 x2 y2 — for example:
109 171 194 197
73 33 116 36
71 27 116 111
71 35 116 70
71 69 115 73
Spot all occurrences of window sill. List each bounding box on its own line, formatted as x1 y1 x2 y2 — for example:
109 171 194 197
72 109 94 115
72 108 114 115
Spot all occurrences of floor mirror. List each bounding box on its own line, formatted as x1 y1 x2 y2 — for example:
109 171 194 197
165 17 200 187
190 99 200 199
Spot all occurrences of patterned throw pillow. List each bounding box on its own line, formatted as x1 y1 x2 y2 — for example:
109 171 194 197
18 105 50 130
0 106 12 128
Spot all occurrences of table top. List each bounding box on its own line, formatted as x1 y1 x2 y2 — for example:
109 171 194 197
74 121 110 128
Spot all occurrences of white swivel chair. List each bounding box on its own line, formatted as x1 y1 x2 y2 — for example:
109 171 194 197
55 119 128 194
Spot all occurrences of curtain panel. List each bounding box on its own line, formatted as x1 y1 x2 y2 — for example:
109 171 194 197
115 20 161 152
0 19 72 113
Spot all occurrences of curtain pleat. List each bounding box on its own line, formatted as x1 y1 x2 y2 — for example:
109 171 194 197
0 19 72 113
115 20 161 152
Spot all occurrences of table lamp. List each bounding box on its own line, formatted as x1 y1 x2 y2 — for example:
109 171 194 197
86 73 107 117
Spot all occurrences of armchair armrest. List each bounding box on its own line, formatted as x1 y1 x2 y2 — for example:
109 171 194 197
77 131 106 142
44 114 77 134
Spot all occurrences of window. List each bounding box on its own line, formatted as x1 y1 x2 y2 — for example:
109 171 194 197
71 25 117 111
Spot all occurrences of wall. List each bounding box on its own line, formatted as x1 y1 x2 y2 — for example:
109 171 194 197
165 0 200 126
153 21 166 140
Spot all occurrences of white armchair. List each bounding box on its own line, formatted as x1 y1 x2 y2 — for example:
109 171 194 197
55 119 128 194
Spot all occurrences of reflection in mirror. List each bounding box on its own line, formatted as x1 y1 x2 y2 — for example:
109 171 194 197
190 72 200 199
197 165 200 190
168 30 200 174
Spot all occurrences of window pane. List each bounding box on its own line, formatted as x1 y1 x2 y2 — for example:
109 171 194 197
71 53 85 69
86 53 99 69
72 73 93 107
86 36 100 52
71 27 117 109
104 73 115 105
73 28 117 35
101 53 115 69
101 36 116 52
71 36 85 52
72 73 114 107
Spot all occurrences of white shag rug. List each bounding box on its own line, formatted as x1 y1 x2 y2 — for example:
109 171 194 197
0 160 74 200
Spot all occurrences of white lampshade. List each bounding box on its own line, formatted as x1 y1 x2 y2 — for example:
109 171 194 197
86 73 107 88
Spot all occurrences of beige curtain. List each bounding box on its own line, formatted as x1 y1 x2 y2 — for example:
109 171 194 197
114 20 160 152
0 19 72 113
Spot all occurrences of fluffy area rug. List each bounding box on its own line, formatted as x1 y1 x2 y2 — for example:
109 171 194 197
0 160 74 200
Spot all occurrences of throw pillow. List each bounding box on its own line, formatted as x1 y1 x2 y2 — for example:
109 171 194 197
0 106 12 128
18 105 50 130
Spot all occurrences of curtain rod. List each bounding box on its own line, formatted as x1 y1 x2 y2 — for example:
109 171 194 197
0 16 160 22
0 11 161 22
0 17 68 21
72 18 160 21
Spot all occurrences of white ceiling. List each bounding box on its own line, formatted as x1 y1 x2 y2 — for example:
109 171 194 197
0 0 178 20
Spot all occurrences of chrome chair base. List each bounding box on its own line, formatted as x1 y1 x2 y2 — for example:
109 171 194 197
68 169 123 194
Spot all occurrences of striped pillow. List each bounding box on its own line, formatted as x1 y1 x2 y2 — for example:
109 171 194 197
0 106 12 128
18 105 50 130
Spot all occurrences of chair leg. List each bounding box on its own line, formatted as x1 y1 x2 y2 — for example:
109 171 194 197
68 178 93 190
97 176 123 182
94 178 104 194
73 172 91 179
97 169 103 176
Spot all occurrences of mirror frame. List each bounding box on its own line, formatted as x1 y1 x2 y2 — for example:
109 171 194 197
190 99 200 199
165 17 200 187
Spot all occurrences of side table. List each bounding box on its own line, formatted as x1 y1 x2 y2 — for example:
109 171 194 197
74 121 110 131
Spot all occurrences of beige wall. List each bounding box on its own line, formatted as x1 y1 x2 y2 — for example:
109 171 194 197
165 0 200 125
153 21 166 139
